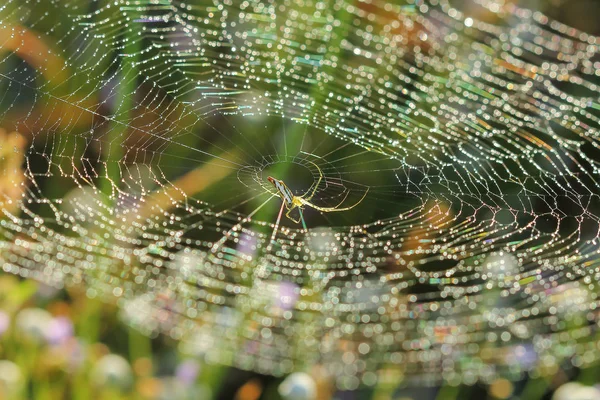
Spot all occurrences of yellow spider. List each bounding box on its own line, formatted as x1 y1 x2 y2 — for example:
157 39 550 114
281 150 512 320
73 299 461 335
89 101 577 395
267 172 368 224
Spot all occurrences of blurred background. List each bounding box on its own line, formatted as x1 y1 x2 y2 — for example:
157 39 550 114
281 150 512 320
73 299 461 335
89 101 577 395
1 0 600 399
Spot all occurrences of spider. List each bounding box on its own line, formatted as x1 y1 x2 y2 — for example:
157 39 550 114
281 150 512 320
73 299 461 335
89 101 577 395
267 171 368 224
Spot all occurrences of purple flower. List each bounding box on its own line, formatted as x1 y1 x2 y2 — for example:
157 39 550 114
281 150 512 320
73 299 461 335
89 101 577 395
514 344 537 369
175 360 200 386
46 316 73 345
68 340 86 371
237 232 258 257
276 281 299 310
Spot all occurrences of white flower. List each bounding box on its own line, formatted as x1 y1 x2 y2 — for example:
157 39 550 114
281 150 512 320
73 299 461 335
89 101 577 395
15 308 53 344
157 377 211 400
91 354 133 391
0 360 23 398
278 372 317 400
553 382 600 400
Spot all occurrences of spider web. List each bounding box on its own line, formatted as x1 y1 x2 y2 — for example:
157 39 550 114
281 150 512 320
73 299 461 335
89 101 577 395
1 0 600 388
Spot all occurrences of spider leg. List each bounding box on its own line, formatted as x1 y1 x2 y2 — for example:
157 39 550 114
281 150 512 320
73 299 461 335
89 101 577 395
301 160 323 203
299 188 369 213
331 189 352 209
285 205 301 224
299 190 349 210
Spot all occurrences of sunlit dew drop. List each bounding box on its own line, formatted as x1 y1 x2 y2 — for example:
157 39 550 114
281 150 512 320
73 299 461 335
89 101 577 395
117 165 156 214
235 90 271 122
61 186 105 224
305 227 339 254
504 344 537 371
237 231 259 258
249 279 300 312
170 249 206 281
482 252 518 283
179 325 216 359
331 276 388 313
121 295 159 335
545 282 591 316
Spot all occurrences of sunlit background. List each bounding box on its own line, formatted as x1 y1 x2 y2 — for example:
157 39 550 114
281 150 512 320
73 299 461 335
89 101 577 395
1 0 600 399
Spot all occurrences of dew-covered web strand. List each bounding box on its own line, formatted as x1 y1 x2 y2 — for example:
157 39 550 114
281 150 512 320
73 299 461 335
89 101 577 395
0 75 246 177
1 0 600 389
